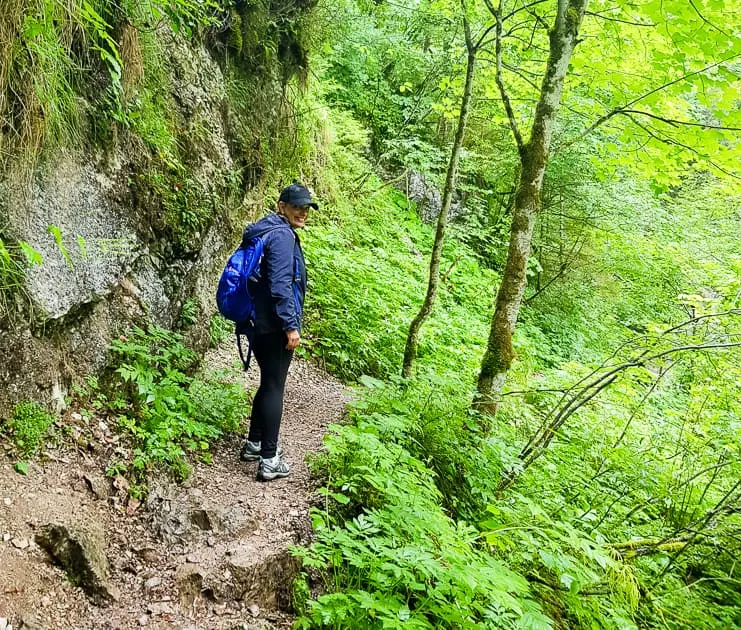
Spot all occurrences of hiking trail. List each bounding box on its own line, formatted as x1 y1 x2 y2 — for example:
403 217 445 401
0 341 349 630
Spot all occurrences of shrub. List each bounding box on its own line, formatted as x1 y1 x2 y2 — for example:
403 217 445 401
7 401 55 458
104 325 249 481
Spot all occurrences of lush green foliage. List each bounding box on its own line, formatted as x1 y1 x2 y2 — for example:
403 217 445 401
100 326 249 481
4 400 56 460
296 403 548 629
2 0 739 627
294 59 740 625
0 236 43 320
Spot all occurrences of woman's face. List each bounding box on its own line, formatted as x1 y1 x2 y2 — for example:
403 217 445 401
279 202 310 229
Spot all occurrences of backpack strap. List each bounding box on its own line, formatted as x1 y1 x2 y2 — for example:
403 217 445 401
235 320 256 371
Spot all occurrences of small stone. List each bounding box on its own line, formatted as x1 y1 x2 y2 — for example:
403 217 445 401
147 602 173 616
113 475 130 495
247 603 260 617
71 412 83 421
20 614 45 630
82 474 110 501
186 554 199 563
174 563 204 608
288 510 299 517
212 603 228 616
3 532 11 542
0 618 8 630
11 537 29 549
40 596 51 608
137 614 149 626
134 547 159 564
144 577 162 590
3 497 11 506
206 536 216 547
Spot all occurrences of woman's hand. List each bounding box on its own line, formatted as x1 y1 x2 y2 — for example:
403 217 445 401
286 329 300 350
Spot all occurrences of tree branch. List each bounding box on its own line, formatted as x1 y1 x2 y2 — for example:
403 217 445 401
495 0 525 155
555 54 741 154
586 10 653 27
620 109 741 131
688 0 731 37
498 313 741 492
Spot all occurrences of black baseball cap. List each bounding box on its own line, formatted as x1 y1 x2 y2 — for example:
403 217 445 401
278 183 319 209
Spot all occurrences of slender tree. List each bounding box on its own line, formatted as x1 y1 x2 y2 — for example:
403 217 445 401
402 0 493 377
474 0 740 415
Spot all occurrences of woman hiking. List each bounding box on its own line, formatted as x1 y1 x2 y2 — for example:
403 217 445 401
239 183 316 481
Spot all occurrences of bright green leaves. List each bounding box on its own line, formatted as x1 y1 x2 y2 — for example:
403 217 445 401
296 403 540 629
103 326 249 482
562 0 741 189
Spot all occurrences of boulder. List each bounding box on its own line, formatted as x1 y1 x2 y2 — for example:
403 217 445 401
212 548 299 611
35 523 120 604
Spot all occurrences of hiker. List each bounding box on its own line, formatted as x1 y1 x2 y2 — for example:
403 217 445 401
238 183 316 481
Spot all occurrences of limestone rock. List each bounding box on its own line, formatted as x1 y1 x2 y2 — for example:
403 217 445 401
397 170 462 223
35 523 120 604
82 473 110 501
189 508 222 532
175 562 205 608
20 615 45 630
211 549 299 611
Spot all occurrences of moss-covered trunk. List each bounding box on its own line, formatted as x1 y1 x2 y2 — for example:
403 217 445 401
475 0 589 415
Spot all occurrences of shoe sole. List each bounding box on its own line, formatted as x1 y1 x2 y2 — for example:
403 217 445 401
256 470 290 481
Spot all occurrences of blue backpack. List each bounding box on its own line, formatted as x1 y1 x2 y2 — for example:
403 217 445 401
216 227 284 370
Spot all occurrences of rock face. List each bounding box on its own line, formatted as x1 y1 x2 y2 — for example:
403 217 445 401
0 29 246 417
35 523 121 604
399 170 462 223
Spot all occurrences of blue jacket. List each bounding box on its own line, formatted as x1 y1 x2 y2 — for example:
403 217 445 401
242 213 306 335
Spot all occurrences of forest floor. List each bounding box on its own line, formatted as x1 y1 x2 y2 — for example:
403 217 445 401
0 341 349 630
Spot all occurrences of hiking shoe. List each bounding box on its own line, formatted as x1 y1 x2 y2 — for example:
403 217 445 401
240 440 283 462
257 455 290 481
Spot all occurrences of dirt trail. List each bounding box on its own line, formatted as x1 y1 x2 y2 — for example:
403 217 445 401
0 343 349 630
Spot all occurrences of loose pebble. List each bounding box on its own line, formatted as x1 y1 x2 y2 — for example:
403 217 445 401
3 497 11 506
143 576 162 590
11 537 29 549
138 614 149 626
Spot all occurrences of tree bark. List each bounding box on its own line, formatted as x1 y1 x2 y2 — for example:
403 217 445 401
402 6 477 378
475 0 589 414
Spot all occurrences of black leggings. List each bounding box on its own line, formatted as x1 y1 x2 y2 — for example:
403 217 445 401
247 331 294 458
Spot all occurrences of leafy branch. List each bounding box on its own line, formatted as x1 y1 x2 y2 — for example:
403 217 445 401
499 311 741 491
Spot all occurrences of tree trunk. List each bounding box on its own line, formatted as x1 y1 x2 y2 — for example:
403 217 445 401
402 13 476 378
475 0 589 413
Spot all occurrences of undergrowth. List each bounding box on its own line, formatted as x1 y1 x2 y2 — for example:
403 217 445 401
92 325 248 484
291 102 741 628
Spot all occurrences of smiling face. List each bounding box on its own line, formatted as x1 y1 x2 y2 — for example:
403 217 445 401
278 201 310 229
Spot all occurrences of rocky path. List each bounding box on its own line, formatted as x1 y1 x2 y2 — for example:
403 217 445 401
0 343 349 630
